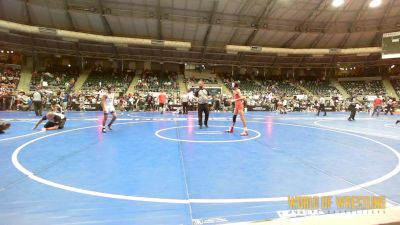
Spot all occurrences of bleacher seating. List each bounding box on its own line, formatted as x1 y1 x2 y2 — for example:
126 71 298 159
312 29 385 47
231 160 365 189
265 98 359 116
391 79 400 96
30 65 79 92
340 80 385 96
0 64 20 93
0 64 21 110
82 69 134 94
274 81 304 96
135 70 179 95
303 81 339 96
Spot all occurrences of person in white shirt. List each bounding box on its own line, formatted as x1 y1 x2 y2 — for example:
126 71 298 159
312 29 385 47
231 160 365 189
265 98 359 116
101 85 117 133
181 91 189 114
32 86 43 116
317 96 326 116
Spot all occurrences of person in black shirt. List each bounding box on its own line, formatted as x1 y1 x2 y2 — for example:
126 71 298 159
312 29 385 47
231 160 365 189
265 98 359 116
33 112 67 131
348 98 357 121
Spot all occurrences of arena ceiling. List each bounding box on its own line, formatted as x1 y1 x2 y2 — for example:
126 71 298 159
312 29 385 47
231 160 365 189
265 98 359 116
0 0 400 67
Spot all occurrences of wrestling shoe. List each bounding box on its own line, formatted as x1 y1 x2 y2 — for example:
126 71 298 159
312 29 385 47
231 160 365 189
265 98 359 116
240 130 249 136
225 126 234 133
102 127 107 133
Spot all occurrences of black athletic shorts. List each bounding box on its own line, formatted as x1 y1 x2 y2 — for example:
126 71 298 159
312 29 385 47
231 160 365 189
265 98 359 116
44 118 67 129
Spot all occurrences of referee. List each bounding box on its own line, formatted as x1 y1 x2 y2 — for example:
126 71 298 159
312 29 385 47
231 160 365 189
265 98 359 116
195 80 209 128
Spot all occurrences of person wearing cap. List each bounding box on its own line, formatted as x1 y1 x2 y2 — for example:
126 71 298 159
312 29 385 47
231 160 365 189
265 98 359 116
101 85 117 133
195 80 210 128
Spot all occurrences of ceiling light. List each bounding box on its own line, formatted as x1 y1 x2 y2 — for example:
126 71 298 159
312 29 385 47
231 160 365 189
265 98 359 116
369 0 381 8
332 0 344 7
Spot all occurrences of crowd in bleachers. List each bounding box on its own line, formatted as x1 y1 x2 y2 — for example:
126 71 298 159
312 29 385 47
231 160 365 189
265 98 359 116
2 63 400 115
135 70 178 93
302 81 339 96
340 80 386 96
81 68 134 95
391 79 400 96
0 65 21 110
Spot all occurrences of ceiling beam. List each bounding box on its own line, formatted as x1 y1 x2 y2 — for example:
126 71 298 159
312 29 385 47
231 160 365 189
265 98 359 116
234 0 278 66
64 0 81 57
96 0 113 35
156 0 163 40
370 0 395 47
243 0 278 46
338 0 370 48
227 0 259 44
96 0 118 57
24 0 33 25
200 0 219 61
309 0 353 48
282 0 330 48
64 0 76 30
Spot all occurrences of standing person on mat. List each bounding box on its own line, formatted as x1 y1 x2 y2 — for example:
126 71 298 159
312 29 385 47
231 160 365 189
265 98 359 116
385 97 394 115
158 90 167 114
181 90 189 114
33 112 67 131
195 80 209 128
32 86 43 116
101 85 117 133
348 98 357 121
317 96 326 116
227 82 249 136
371 95 382 117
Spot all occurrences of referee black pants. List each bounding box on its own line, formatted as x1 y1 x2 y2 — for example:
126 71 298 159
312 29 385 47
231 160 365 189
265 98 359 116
385 105 393 115
349 109 356 120
182 102 188 114
198 103 209 126
317 104 326 116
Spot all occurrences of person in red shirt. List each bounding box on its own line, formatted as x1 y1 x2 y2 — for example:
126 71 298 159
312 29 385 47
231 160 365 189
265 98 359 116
226 82 248 136
158 90 167 114
371 96 382 117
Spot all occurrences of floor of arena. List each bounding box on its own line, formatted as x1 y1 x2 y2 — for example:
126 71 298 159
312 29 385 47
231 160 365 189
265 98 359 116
1 111 400 225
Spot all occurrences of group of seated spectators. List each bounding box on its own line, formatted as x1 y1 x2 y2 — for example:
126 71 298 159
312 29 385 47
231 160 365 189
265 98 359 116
302 80 339 96
391 79 400 96
136 70 178 92
2 63 400 115
184 75 218 87
30 65 79 93
340 80 386 97
81 69 134 95
0 65 21 110
221 73 305 98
